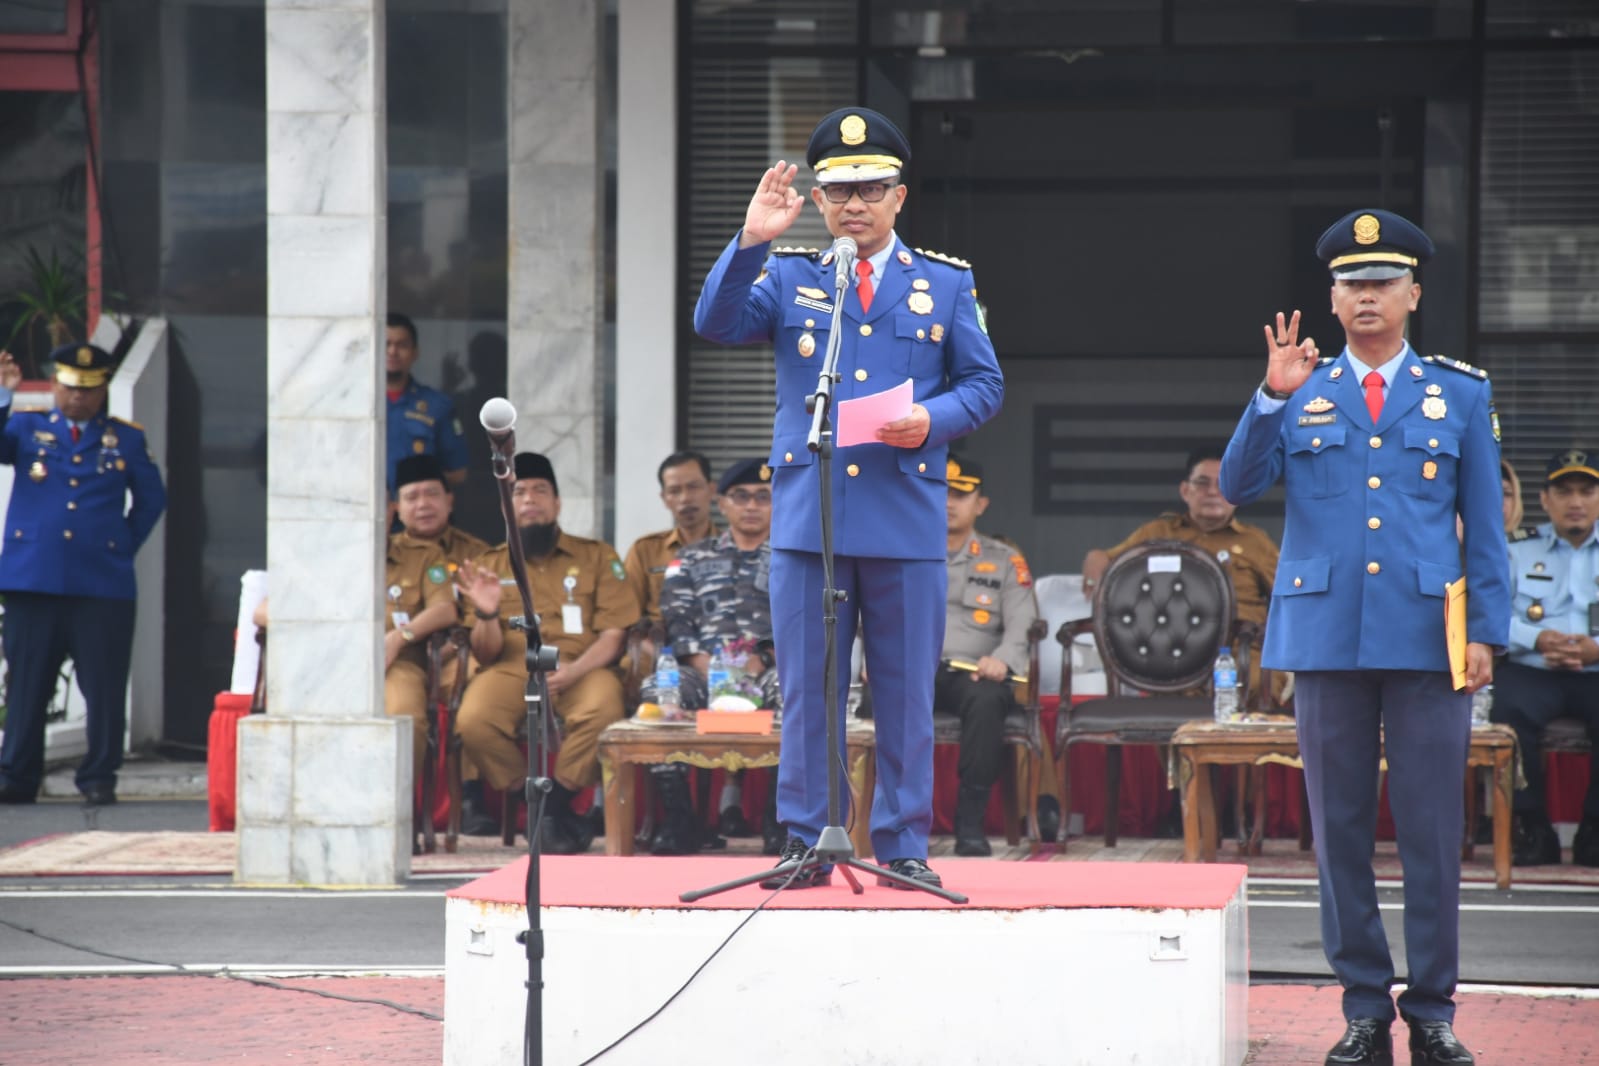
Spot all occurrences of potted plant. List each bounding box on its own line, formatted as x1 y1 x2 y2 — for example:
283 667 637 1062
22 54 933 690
3 243 87 382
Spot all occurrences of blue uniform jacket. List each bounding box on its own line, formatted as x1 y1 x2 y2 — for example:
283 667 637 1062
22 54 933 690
694 232 1004 560
0 406 167 600
1506 522 1599 672
386 378 469 495
1219 346 1510 672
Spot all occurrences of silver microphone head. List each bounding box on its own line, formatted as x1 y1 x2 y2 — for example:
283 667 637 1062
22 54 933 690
834 236 858 261
480 397 517 434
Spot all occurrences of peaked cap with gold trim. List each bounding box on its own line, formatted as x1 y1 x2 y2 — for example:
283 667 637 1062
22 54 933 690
946 455 983 494
1315 208 1434 280
806 107 911 185
50 342 115 389
717 456 772 494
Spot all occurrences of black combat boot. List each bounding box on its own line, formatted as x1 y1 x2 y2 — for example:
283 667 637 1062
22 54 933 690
953 783 993 856
649 765 701 855
458 780 500 836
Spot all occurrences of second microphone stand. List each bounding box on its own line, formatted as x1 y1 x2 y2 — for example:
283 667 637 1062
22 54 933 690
681 243 967 905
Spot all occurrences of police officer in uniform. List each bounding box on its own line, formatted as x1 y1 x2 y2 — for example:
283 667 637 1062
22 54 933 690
1493 448 1599 867
453 452 641 853
695 107 1005 888
1220 210 1508 1066
0 344 167 805
644 457 783 854
623 451 716 625
385 312 468 498
940 456 1038 856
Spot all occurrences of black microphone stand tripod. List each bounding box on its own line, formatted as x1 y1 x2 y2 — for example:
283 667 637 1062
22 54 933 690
482 430 561 1066
681 241 967 905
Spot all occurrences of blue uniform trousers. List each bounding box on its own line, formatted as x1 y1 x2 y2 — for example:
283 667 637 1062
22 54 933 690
0 592 136 795
770 548 945 862
1296 670 1469 1024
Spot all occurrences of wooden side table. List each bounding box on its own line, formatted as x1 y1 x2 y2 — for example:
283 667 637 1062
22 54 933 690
597 718 877 860
1171 720 1519 890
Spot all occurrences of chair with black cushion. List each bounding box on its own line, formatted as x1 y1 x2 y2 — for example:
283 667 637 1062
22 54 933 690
1054 539 1255 848
932 617 1049 849
423 625 472 854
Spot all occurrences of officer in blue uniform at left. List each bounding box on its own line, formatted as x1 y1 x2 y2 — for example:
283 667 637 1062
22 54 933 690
0 343 167 805
385 312 469 498
695 107 1004 889
1221 210 1508 1066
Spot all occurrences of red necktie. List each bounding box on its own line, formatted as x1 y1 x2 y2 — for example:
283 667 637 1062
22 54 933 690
71 425 81 444
855 260 874 313
1362 371 1385 423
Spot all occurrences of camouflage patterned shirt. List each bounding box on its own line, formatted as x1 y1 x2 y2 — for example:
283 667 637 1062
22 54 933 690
659 531 773 656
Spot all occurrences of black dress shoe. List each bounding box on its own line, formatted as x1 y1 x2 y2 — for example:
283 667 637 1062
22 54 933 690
718 804 753 837
1572 815 1599 868
758 835 831 890
585 803 606 839
0 781 38 804
876 857 943 890
537 815 584 855
1406 1019 1473 1065
761 819 785 856
81 785 117 807
1325 1018 1393 1066
1511 812 1561 866
1036 794 1061 843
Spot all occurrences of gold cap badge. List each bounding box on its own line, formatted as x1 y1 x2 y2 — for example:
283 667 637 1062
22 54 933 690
1353 214 1381 245
77 346 93 367
840 114 866 146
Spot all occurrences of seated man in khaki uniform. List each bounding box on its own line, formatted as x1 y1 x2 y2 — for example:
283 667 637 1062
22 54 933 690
623 450 716 627
390 454 497 833
1082 444 1283 703
941 457 1040 856
454 452 641 853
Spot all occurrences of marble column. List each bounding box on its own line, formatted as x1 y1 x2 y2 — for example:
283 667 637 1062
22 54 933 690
236 0 410 886
614 0 677 554
506 1 606 537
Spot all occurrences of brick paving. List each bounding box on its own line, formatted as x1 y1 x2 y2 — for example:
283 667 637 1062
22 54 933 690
1 975 1594 1064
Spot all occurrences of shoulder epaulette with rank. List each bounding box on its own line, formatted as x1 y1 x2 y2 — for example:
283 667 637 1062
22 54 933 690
1509 525 1540 542
771 246 820 257
914 248 972 270
1422 354 1488 380
111 416 145 431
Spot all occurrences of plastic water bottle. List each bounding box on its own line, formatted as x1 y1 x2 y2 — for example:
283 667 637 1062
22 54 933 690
1470 684 1493 728
706 643 732 701
1212 647 1239 724
655 646 681 720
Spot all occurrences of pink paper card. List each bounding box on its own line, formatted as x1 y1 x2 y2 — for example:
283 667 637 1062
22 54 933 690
835 377 913 448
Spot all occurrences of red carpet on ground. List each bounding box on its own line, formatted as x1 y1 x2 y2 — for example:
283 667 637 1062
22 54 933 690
450 854 1248 911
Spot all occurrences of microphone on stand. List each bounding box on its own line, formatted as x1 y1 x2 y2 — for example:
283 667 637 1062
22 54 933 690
831 236 858 292
480 397 517 480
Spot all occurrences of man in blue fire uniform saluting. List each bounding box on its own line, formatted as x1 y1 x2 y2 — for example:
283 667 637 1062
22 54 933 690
694 107 1004 889
1220 209 1508 1066
0 343 167 806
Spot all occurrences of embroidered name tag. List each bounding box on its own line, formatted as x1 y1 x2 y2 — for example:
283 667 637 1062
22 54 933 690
794 295 833 314
1298 414 1338 426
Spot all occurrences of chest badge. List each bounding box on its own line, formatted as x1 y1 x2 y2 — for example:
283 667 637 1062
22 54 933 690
1422 460 1438 480
1422 397 1447 420
29 461 46 483
1329 366 1343 380
1425 384 1442 396
1527 599 1544 622
1303 396 1334 413
798 332 816 358
912 278 930 291
796 286 827 300
972 609 990 625
101 429 118 449
1410 365 1425 378
897 249 913 266
907 292 934 315
929 323 945 343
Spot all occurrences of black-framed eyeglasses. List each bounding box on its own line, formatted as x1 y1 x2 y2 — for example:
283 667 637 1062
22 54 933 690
727 489 772 506
820 181 895 204
1186 477 1219 492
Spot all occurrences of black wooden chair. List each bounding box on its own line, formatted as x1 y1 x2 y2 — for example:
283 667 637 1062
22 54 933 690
421 626 472 854
1053 539 1256 848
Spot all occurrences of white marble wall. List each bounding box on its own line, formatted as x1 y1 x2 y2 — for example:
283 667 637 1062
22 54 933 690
238 0 409 886
506 1 606 538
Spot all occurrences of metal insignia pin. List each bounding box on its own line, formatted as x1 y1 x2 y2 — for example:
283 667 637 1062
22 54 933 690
1422 397 1447 420
930 323 945 343
1425 384 1442 396
1527 601 1544 622
29 461 46 482
388 584 402 601
912 278 930 291
1329 367 1343 380
1410 366 1424 377
798 332 816 358
907 292 934 315
897 249 912 266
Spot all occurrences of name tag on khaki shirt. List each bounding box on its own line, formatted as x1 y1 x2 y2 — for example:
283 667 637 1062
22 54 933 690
561 604 583 634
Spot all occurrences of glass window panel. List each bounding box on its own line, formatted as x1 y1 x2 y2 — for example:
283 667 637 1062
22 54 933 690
0 0 69 35
1486 0 1599 39
1174 0 1472 44
692 0 858 47
870 0 1159 48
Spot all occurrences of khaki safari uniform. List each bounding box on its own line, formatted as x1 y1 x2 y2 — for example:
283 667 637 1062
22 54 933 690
941 533 1042 791
382 534 458 784
623 526 694 624
1105 512 1283 700
456 530 641 792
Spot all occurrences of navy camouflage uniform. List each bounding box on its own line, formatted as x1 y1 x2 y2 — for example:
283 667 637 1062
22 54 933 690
386 377 469 497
